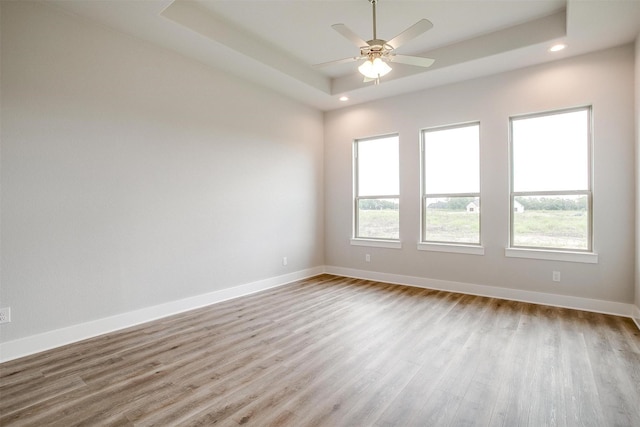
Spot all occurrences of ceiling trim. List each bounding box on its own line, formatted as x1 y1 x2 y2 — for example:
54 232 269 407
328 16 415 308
161 0 331 94
162 1 565 99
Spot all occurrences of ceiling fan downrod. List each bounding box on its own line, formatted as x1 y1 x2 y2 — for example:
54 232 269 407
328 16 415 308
370 0 378 40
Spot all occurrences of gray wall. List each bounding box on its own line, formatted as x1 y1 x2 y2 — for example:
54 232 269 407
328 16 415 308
0 1 324 342
636 35 640 311
325 45 636 304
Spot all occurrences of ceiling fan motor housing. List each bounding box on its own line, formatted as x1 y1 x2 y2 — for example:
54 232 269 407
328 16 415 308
361 39 392 57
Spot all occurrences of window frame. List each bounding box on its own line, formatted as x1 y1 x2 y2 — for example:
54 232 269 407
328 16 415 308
508 106 594 254
419 121 482 250
352 133 401 245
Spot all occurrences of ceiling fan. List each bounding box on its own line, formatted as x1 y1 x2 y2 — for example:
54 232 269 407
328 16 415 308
315 0 435 84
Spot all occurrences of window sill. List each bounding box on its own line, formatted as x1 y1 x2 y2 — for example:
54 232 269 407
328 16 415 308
505 248 598 264
417 243 485 255
350 239 402 249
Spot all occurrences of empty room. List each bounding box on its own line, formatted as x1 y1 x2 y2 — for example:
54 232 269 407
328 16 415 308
1 0 640 425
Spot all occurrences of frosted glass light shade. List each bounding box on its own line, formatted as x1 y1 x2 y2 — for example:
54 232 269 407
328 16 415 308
358 57 392 79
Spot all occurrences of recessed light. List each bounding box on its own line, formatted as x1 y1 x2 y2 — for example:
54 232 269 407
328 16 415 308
339 96 349 102
549 44 566 52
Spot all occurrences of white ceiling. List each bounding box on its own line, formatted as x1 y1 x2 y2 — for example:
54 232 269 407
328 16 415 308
49 0 640 111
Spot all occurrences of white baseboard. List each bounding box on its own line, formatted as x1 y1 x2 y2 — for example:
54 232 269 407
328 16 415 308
632 305 640 330
2 265 638 363
0 267 324 363
325 266 637 320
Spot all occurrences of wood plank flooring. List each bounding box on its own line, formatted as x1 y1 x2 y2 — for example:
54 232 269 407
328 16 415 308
1 274 639 426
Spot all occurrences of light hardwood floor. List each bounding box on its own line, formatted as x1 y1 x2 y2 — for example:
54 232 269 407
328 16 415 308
1 274 639 426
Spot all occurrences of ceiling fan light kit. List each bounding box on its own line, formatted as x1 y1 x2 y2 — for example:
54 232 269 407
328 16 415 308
358 57 392 79
315 0 435 84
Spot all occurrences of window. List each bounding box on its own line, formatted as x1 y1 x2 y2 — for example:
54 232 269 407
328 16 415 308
510 107 592 251
353 134 399 241
421 122 480 245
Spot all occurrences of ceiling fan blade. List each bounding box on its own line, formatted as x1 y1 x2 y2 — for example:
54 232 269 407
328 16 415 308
387 19 433 49
331 23 368 48
313 56 363 68
389 54 435 68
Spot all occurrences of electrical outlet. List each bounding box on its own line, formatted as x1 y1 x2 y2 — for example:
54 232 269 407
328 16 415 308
0 307 11 324
552 271 561 282
282 257 287 266
365 254 371 262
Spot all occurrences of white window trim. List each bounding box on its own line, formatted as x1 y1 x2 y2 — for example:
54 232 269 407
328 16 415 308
508 106 594 254
505 247 598 264
420 121 482 246
418 242 484 255
353 133 401 242
351 238 402 249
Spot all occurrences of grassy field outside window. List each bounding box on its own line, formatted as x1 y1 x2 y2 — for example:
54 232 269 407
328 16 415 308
358 205 399 240
512 195 589 249
424 208 480 243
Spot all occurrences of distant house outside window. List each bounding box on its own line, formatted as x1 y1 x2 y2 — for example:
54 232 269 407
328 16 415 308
353 134 400 241
510 107 592 251
421 122 481 245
